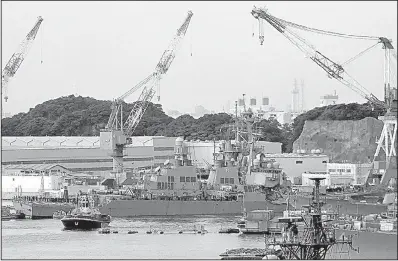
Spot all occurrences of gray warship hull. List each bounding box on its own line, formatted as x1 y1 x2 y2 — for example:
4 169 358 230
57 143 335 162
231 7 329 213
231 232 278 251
99 199 287 217
12 200 74 219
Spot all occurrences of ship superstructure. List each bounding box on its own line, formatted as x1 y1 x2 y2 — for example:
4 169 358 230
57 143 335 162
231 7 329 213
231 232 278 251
97 102 289 217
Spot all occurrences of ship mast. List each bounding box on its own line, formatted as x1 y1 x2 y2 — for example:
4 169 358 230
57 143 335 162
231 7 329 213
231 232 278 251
267 177 359 260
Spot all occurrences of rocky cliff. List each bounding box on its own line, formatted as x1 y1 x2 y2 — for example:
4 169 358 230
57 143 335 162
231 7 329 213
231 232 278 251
293 117 384 163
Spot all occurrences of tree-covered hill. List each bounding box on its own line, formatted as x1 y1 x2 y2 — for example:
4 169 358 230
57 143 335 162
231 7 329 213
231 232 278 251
1 95 385 153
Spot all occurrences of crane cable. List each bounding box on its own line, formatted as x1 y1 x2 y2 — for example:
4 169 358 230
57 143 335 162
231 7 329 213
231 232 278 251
268 13 380 41
341 41 380 66
40 21 44 64
263 13 384 101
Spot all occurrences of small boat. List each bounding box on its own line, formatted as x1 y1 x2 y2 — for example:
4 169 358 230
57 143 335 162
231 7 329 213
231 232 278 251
53 210 66 219
219 228 240 234
61 194 111 230
240 210 275 234
98 227 111 234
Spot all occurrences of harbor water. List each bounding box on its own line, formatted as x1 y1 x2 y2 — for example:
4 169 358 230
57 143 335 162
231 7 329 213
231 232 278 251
2 215 397 259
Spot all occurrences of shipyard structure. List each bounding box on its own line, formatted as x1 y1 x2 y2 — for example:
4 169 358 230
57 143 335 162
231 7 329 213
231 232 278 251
2 135 329 199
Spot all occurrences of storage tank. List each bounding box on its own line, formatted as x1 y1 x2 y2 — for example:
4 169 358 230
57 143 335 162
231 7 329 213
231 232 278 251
310 149 316 154
175 137 184 146
267 163 272 168
315 149 321 154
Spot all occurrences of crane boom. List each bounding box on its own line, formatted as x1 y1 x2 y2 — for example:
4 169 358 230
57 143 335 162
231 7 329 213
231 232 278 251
105 10 194 132
251 7 387 108
106 73 156 130
2 16 43 102
155 11 193 75
100 11 193 176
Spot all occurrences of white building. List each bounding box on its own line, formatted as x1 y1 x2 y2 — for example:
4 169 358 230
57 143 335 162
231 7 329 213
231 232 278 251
327 162 371 186
263 152 329 179
320 91 339 106
302 171 329 186
1 164 68 198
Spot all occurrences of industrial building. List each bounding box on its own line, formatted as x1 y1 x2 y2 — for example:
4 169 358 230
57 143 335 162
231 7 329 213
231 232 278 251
320 91 339 106
327 162 372 185
2 136 177 173
263 152 329 179
2 136 283 173
1 164 69 198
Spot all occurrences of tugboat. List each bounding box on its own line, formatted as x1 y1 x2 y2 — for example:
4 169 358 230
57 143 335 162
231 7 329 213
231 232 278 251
61 194 111 230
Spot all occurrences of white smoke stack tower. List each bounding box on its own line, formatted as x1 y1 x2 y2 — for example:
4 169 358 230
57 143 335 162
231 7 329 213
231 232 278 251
301 79 305 112
292 79 300 113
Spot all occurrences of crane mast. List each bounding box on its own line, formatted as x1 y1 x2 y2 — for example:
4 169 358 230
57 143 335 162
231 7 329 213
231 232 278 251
100 11 193 179
2 16 43 103
252 6 397 188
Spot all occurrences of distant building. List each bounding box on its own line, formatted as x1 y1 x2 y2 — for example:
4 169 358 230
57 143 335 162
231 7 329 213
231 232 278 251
191 105 211 118
327 162 371 185
263 152 329 179
320 91 339 106
2 136 178 173
1 164 68 198
167 110 183 118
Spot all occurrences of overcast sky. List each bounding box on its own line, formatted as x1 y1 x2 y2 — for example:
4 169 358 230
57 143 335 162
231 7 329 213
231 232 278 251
2 1 397 116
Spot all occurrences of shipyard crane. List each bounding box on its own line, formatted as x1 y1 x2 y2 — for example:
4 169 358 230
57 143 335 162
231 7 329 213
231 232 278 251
251 6 397 188
100 11 193 178
2 16 43 103
251 7 397 109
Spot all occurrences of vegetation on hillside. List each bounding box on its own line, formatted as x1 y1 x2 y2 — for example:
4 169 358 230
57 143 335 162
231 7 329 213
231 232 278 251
1 95 386 153
287 102 386 152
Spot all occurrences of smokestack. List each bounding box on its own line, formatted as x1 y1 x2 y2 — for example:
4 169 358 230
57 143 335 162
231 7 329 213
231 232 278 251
301 79 305 112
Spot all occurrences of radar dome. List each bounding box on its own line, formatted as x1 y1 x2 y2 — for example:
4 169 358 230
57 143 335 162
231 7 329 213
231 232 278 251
175 137 184 146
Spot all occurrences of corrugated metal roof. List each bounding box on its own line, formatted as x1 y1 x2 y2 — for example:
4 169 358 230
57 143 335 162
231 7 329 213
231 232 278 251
263 153 328 158
2 136 166 149
2 163 68 171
